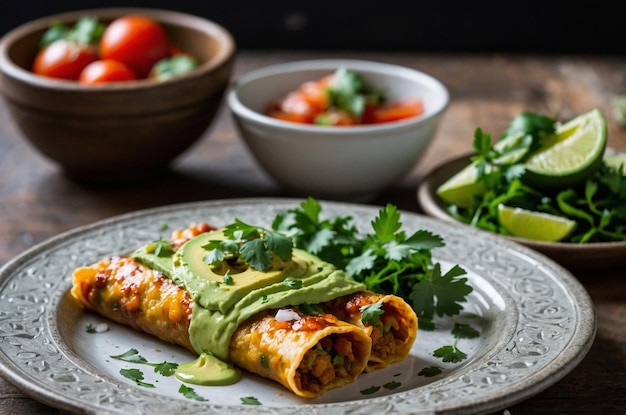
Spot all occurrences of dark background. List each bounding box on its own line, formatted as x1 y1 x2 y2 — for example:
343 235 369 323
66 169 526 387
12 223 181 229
2 0 626 54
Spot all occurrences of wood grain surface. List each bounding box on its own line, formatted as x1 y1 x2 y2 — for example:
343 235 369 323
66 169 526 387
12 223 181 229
0 51 624 414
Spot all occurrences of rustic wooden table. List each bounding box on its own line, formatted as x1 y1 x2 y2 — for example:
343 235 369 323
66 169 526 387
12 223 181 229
1 51 624 414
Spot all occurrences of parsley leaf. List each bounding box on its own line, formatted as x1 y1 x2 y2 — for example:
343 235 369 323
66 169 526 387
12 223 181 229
383 381 401 390
409 263 472 320
241 396 262 405
452 323 480 339
360 386 381 395
111 348 178 376
119 368 154 388
153 361 178 376
418 366 443 377
273 199 473 331
433 344 468 363
179 384 207 401
203 220 293 272
111 348 148 364
360 301 384 325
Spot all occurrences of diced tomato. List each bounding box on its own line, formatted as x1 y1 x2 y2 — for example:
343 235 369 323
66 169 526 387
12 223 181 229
371 99 424 123
265 69 423 126
267 109 314 124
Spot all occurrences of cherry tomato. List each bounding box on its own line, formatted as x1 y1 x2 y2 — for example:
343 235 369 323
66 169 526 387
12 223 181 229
99 15 171 78
32 40 98 80
78 60 137 84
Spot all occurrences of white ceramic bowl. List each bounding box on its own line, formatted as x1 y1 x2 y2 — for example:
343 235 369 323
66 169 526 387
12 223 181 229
227 59 449 201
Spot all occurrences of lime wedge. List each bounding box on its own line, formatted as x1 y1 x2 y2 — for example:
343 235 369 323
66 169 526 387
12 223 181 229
523 109 607 189
497 204 577 242
436 132 527 208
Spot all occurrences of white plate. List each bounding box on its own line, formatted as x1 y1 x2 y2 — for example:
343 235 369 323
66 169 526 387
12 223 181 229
0 198 596 415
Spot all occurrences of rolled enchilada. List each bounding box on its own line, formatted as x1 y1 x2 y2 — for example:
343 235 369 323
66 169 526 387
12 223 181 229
70 222 416 397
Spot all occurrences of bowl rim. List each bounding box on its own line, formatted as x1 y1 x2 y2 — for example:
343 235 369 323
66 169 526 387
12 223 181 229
227 58 449 134
0 7 236 90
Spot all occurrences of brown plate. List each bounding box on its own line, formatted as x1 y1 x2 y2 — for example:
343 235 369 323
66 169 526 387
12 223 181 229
417 154 626 271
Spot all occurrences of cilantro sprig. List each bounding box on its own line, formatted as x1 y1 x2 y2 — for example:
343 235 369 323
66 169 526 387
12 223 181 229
273 198 474 330
111 348 178 376
202 219 293 272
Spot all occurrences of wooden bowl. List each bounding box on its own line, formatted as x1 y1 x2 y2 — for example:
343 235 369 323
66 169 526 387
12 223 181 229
0 8 235 183
418 154 626 271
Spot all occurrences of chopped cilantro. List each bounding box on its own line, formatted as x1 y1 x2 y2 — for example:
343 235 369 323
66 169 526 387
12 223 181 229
119 368 154 388
433 344 468 363
241 396 262 405
179 384 207 401
418 366 443 377
452 322 480 339
360 301 384 325
111 348 148 364
273 198 473 329
383 380 401 390
111 348 178 376
283 278 303 289
360 385 381 395
85 324 96 333
202 219 293 272
299 303 323 315
223 270 234 285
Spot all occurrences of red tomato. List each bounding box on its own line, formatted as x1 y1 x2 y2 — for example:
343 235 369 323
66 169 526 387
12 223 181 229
78 60 137 84
99 15 171 78
32 40 98 80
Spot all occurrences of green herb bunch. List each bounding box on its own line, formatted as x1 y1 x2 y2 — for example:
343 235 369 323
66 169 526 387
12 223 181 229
272 198 473 330
449 112 626 242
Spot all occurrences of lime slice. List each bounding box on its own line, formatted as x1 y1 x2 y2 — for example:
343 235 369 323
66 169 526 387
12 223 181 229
523 109 607 189
497 204 577 242
436 132 527 208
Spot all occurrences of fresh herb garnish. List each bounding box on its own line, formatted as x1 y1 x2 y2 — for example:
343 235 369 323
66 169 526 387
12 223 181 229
241 396 262 405
119 368 155 388
418 366 443 377
222 270 234 285
202 219 293 272
148 238 175 257
273 198 474 360
39 16 105 49
324 67 385 119
383 380 402 390
452 322 480 339
273 199 473 329
283 278 303 289
433 343 468 363
360 385 381 395
85 324 97 333
299 303 324 315
360 301 384 325
110 348 178 376
179 384 208 401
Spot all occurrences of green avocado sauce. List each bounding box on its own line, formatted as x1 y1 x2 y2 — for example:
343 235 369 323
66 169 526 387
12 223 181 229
174 352 241 386
132 229 364 382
